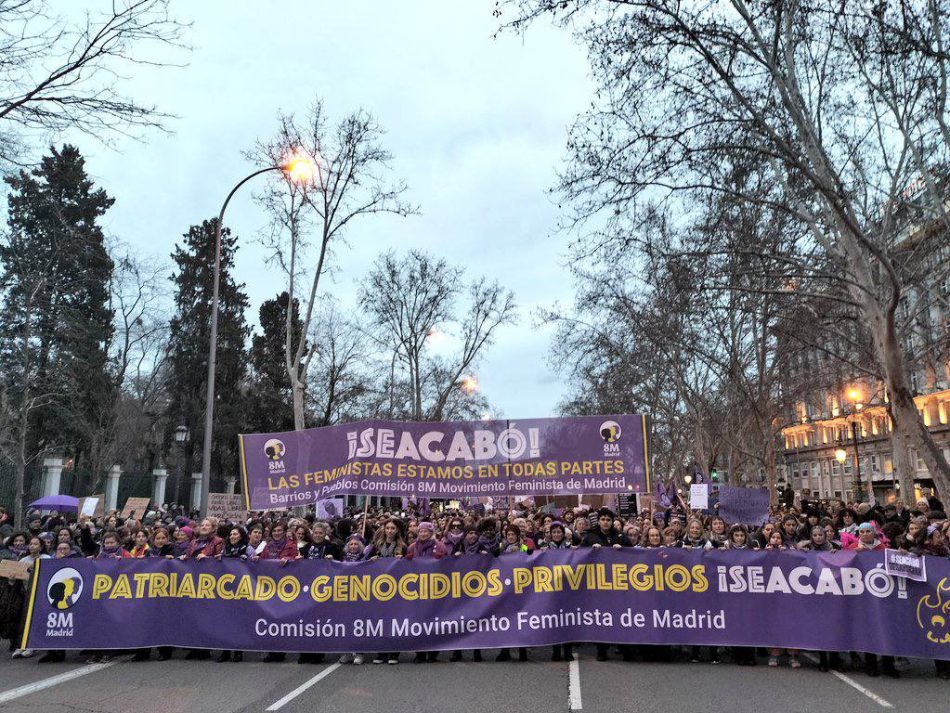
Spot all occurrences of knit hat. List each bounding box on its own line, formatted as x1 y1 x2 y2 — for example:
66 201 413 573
857 522 875 532
549 521 565 532
417 521 435 532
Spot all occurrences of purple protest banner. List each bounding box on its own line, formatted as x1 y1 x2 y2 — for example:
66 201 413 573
238 415 650 510
716 486 770 526
22 549 950 659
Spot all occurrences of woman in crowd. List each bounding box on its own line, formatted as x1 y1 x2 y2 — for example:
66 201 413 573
259 521 297 664
835 508 860 537
641 526 663 548
293 523 312 558
680 518 713 550
842 522 886 551
216 526 248 663
304 522 341 561
406 522 446 663
149 527 175 558
172 525 193 557
96 530 130 559
222 526 248 561
19 536 49 567
257 520 297 562
452 526 488 556
129 529 150 558
184 519 224 560
725 525 750 550
498 524 533 555
539 521 573 551
765 530 784 550
797 526 838 552
369 518 406 665
707 516 728 548
442 516 466 553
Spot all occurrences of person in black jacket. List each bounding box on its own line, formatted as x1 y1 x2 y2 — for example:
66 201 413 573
581 508 632 549
581 508 630 661
304 522 342 561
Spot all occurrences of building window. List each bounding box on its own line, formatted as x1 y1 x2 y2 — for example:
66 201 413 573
834 490 842 500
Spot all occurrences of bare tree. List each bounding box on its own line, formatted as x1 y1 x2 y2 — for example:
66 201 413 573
359 250 517 422
82 249 171 489
305 299 374 427
507 0 950 495
0 0 187 165
253 100 417 429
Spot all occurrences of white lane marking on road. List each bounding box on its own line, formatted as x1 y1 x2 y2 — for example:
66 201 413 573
568 656 583 710
802 654 892 708
0 660 119 704
266 662 342 711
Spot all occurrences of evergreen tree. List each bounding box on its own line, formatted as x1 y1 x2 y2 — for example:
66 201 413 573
0 145 115 470
167 220 250 483
246 292 302 433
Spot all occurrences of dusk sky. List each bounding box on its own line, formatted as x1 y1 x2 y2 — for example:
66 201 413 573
64 2 594 419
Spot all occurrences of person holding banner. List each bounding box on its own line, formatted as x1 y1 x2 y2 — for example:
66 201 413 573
304 522 342 561
129 530 150 558
257 520 297 562
216 526 249 663
407 522 447 663
367 518 406 665
680 519 713 550
184 519 224 559
95 530 130 559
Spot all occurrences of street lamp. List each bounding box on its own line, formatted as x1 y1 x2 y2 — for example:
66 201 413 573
199 150 321 517
459 375 479 394
835 448 847 463
173 425 190 510
684 473 693 486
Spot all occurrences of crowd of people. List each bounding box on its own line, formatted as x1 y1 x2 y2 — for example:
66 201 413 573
1 491 948 679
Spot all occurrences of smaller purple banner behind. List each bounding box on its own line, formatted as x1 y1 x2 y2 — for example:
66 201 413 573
23 549 950 660
239 415 649 510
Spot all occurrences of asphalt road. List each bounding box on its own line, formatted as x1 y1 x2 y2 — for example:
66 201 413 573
0 646 947 713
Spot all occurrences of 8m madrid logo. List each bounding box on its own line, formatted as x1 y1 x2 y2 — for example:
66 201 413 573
45 567 84 636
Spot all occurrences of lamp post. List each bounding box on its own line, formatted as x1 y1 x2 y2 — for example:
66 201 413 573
199 151 320 517
845 387 866 504
173 424 190 512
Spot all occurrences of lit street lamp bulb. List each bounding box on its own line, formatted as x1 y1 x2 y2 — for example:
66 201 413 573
460 375 479 394
835 448 847 463
282 150 319 185
847 388 861 402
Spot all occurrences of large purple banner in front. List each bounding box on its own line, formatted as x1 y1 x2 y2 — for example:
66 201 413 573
23 549 950 659
239 415 649 509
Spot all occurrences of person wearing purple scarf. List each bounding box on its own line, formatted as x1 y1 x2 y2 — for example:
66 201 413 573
172 526 193 558
182 518 224 560
406 522 447 663
448 526 487 663
441 517 465 551
406 521 447 561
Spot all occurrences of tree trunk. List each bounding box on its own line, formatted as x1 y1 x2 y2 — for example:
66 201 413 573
889 423 914 502
843 241 950 499
292 378 306 431
877 317 950 498
14 459 25 533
